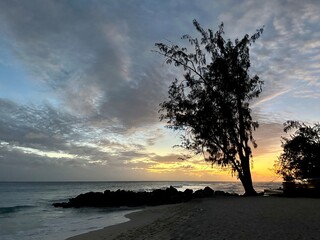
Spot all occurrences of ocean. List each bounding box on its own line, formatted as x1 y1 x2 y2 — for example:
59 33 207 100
0 181 281 240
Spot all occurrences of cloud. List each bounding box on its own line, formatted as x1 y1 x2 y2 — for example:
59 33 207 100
0 0 320 181
293 89 320 99
1 0 319 129
0 0 174 129
252 88 292 108
0 99 162 174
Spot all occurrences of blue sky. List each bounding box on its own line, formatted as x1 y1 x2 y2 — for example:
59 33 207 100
0 0 319 181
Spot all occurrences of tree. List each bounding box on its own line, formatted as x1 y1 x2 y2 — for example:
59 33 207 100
275 121 320 181
155 20 263 195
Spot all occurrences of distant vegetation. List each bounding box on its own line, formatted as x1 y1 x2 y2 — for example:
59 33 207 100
275 121 320 182
155 20 263 195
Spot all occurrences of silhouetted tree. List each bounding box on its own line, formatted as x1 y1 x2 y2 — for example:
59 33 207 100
155 20 263 195
275 121 320 181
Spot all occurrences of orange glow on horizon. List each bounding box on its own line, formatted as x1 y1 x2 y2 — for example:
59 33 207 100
126 146 282 182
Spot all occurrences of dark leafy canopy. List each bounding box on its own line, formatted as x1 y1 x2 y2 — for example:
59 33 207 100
155 20 263 195
276 121 320 181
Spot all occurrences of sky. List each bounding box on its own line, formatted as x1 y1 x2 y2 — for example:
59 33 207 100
0 0 319 182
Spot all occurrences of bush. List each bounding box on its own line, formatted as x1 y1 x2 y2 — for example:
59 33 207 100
275 121 320 181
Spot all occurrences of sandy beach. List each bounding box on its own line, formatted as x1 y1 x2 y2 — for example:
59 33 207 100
67 196 320 240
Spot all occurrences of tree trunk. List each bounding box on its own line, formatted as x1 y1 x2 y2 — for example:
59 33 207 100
241 175 257 196
240 156 257 196
236 97 257 196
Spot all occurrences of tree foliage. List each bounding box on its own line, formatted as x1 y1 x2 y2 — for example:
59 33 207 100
275 121 320 181
155 20 263 195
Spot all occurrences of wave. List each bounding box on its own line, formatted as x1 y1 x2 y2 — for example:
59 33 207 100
0 205 35 215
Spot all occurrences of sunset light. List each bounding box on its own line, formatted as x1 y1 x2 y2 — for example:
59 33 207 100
0 1 319 183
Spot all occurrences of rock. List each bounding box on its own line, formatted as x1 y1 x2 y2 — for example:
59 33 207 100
203 187 214 197
183 189 193 201
69 192 105 207
193 189 206 198
147 186 183 205
214 190 226 196
192 187 214 198
225 192 239 197
52 186 238 208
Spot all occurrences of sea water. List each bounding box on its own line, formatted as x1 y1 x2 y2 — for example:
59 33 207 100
0 181 281 240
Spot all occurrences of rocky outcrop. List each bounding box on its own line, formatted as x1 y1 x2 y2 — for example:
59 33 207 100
192 186 215 198
53 186 238 208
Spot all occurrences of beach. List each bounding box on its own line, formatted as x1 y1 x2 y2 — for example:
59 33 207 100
67 196 320 240
0 181 281 240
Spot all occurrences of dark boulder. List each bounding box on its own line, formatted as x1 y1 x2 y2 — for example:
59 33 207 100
183 189 193 201
192 187 215 198
69 192 105 207
147 186 182 205
214 190 226 196
203 187 214 197
52 186 236 209
193 189 206 198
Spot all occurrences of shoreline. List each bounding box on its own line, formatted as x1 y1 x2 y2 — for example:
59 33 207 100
66 203 186 240
67 196 320 240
